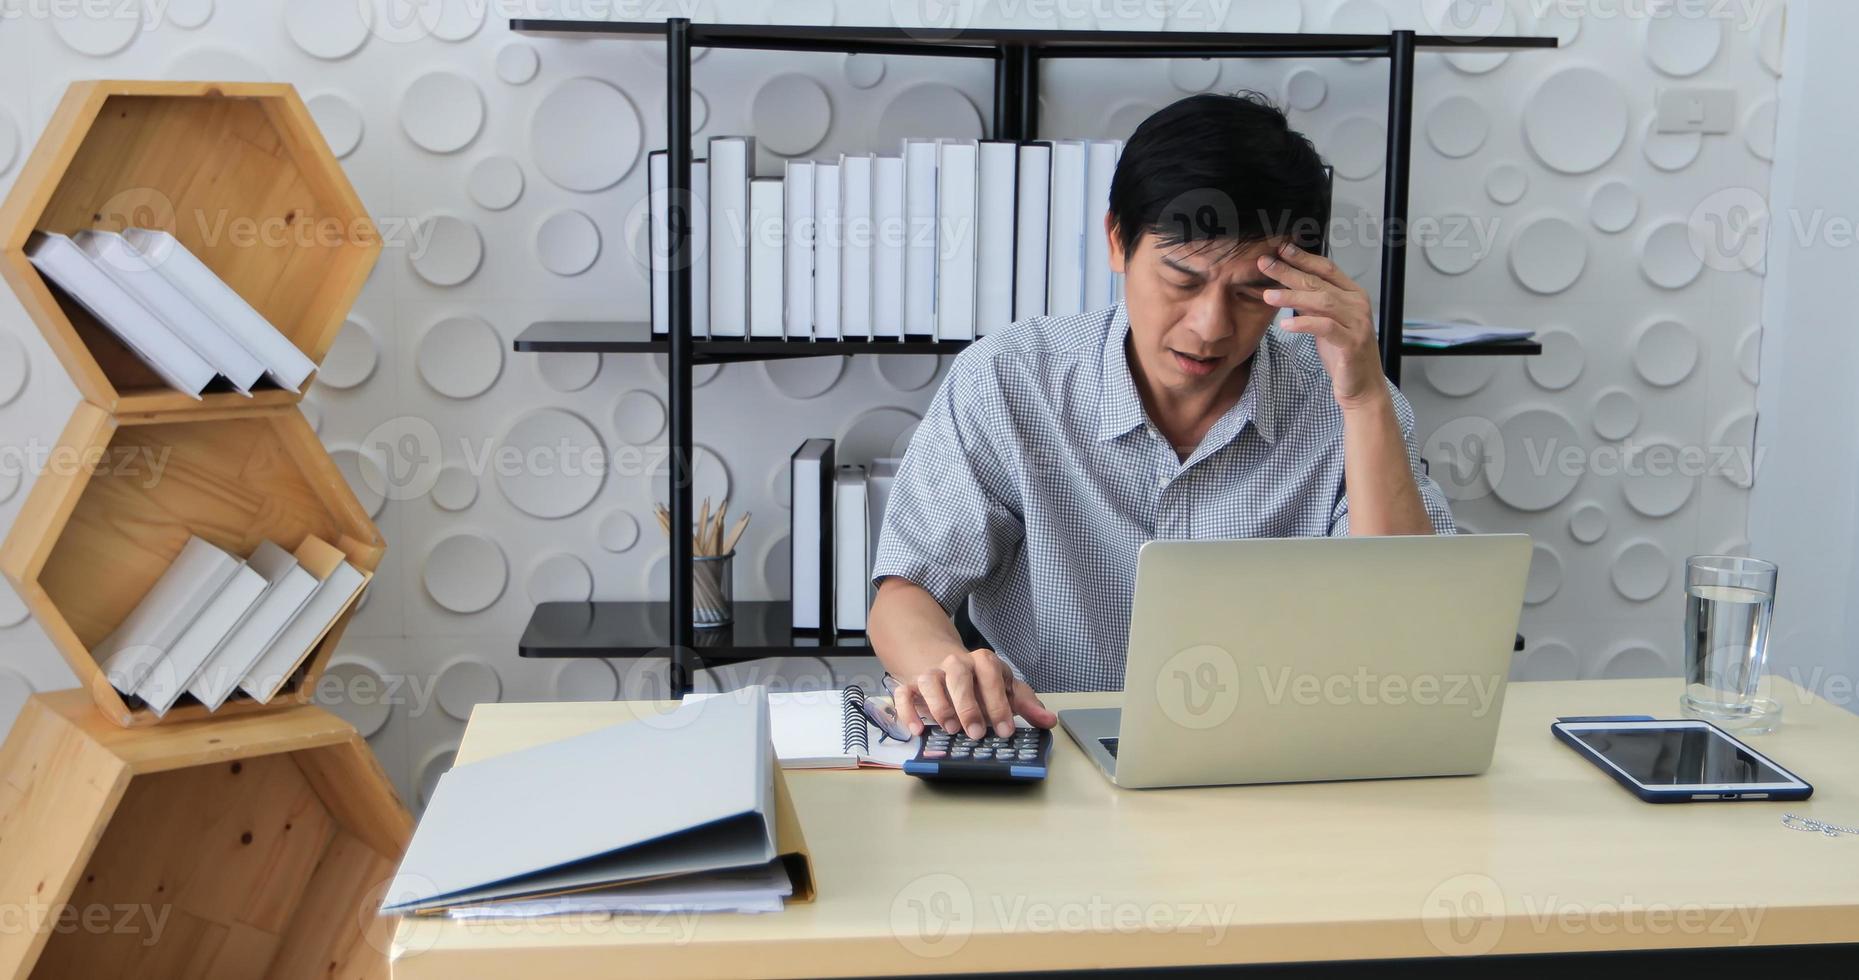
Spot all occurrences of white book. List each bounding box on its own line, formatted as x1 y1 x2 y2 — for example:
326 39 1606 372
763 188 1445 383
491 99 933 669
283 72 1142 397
74 230 267 393
1014 142 1052 322
649 150 670 337
683 686 917 769
1083 140 1121 311
188 541 320 711
834 465 869 633
707 137 755 338
121 229 317 392
790 440 835 632
902 138 939 338
975 141 1018 335
812 162 842 341
1046 140 1088 316
241 559 368 704
935 140 978 342
137 561 267 716
94 536 241 695
748 177 785 338
783 159 815 338
692 159 710 339
24 231 215 398
872 156 906 340
866 458 901 578
839 154 875 340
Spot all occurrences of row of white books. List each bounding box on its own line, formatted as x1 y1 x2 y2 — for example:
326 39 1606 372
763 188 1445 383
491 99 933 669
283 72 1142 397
651 136 1126 342
788 439 898 635
97 534 370 716
24 228 318 398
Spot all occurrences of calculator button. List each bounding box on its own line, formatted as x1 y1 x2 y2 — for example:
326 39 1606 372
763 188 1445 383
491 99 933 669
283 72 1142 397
970 748 993 760
921 749 948 760
949 748 970 759
1017 749 1038 761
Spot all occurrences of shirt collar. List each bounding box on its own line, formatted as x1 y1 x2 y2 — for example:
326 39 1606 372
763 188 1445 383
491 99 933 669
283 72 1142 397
1096 302 1280 447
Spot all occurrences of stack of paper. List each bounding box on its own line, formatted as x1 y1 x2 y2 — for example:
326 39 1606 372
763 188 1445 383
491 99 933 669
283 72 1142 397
1403 319 1537 348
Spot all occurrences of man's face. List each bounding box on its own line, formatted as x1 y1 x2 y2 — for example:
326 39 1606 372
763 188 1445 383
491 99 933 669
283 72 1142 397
1109 224 1283 399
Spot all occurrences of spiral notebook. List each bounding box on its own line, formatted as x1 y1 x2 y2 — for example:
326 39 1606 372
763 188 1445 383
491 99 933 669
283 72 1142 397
684 686 919 769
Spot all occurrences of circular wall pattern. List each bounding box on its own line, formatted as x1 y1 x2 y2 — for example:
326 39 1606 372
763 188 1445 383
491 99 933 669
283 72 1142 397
496 410 607 519
876 84 983 147
1422 356 1495 398
612 389 667 444
0 668 34 728
763 357 845 399
167 47 270 81
0 334 26 405
1600 644 1672 680
0 581 28 627
1737 329 1761 385
1713 413 1757 489
52 3 140 56
320 661 390 737
166 0 213 28
875 355 941 392
1283 69 1326 111
1327 116 1386 181
528 553 593 604
838 407 923 467
652 445 731 509
1493 408 1583 512
417 315 503 399
1645 11 1723 77
1641 221 1704 290
409 215 483 287
537 210 602 276
1329 0 1389 35
418 749 456 807
467 156 525 211
0 466 18 508
1509 217 1586 295
1745 99 1777 162
496 42 540 84
1588 180 1639 233
1525 543 1563 605
1523 68 1628 175
285 0 370 59
306 93 364 159
844 54 885 89
317 318 378 389
1170 59 1221 94
752 74 833 157
436 660 501 721
1485 164 1528 206
599 510 640 553
1422 214 1488 275
400 72 483 153
1525 330 1583 390
761 534 791 597
1642 116 1702 172
1517 641 1578 682
1591 388 1641 441
1569 502 1609 544
424 534 508 613
332 447 387 518
431 465 478 512
1425 95 1489 159
1611 540 1672 602
1622 441 1697 518
299 399 322 434
424 0 484 42
536 352 601 392
1760 4 1785 75
533 78 644 191
554 659 620 701
1633 319 1700 387
1107 103 1158 141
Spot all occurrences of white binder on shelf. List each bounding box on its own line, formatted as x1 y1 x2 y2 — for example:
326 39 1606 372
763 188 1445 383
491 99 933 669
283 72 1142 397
748 177 785 338
834 465 870 633
872 155 906 340
692 158 711 338
902 138 939 338
934 140 978 342
73 230 267 394
707 136 755 338
187 541 319 712
812 162 842 341
94 536 241 696
839 153 875 341
136 561 267 717
783 159 815 338
975 140 1017 335
1013 142 1052 322
1046 139 1088 317
1083 139 1121 311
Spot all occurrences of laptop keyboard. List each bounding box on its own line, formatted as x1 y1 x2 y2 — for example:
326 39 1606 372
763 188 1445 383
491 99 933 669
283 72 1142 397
1101 737 1119 758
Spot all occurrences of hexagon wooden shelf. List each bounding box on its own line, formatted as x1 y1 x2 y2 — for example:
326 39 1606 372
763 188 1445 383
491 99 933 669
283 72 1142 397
0 80 379 414
0 688 411 979
0 402 384 728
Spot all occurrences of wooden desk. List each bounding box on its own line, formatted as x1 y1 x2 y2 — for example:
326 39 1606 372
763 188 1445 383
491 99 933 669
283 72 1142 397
389 679 1859 977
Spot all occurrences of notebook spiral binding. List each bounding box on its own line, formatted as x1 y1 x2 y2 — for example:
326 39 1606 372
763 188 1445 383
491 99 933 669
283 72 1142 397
841 684 869 756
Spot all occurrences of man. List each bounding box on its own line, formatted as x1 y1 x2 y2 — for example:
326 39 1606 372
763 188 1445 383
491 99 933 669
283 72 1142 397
869 92 1455 742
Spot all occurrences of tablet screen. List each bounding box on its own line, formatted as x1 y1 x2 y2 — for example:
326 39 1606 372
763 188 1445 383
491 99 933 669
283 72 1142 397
1570 727 1791 786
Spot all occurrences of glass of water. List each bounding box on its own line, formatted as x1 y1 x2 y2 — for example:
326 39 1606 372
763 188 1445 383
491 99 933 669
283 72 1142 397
1681 555 1779 733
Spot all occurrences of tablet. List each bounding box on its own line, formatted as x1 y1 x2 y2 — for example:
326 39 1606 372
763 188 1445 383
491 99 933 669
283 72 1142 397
1551 718 1814 803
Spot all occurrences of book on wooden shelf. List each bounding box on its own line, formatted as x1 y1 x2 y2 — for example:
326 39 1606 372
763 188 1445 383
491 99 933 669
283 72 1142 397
74 230 268 393
187 540 321 711
94 535 242 695
240 535 371 704
136 560 268 717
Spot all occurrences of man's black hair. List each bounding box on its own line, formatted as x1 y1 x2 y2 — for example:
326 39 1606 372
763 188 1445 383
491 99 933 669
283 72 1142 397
1108 91 1331 261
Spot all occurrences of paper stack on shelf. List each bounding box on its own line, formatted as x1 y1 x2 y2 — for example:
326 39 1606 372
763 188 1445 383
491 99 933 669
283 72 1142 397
1402 319 1536 348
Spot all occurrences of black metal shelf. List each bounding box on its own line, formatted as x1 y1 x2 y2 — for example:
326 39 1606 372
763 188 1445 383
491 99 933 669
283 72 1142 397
521 601 866 660
513 321 1541 361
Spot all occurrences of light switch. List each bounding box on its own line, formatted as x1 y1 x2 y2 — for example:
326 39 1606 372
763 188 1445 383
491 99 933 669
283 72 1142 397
1655 88 1736 134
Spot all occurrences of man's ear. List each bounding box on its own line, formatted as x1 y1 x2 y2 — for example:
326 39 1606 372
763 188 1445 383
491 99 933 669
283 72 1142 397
1106 213 1127 274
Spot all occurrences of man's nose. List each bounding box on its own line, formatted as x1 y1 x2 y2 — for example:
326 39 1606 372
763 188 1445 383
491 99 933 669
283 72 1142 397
1183 289 1236 344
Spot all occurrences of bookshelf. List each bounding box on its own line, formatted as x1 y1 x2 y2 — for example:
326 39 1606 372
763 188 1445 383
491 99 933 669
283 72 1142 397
509 18 1558 695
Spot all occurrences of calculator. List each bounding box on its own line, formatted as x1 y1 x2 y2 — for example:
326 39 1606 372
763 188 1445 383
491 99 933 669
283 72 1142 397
902 725 1051 782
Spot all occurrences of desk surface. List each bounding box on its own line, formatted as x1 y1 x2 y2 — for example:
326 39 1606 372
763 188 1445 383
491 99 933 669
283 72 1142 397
390 679 1859 977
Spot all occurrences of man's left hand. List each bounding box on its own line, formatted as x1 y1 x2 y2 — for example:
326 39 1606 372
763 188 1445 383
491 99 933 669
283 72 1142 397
1259 242 1387 411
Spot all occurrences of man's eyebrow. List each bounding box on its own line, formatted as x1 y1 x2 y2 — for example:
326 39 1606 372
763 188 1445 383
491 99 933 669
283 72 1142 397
1159 255 1207 278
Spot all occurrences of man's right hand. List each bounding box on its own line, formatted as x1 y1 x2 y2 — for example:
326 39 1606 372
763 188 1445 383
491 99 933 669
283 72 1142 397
891 648 1058 740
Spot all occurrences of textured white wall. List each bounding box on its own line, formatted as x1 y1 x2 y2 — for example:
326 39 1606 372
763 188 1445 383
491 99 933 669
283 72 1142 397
0 0 1783 806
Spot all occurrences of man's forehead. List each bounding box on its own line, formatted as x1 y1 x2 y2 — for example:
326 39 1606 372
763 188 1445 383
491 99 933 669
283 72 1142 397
1151 236 1283 279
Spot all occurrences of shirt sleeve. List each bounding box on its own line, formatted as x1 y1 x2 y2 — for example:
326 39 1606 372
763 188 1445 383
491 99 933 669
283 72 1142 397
870 352 1025 616
1328 379 1458 537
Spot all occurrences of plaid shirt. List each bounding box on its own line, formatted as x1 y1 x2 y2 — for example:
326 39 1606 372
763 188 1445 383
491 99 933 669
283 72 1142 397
871 303 1456 693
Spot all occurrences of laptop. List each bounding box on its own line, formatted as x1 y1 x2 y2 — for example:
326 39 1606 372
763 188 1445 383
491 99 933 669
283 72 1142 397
1058 534 1531 790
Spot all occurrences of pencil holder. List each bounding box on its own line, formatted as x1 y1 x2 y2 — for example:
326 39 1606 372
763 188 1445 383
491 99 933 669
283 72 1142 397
693 551 735 628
